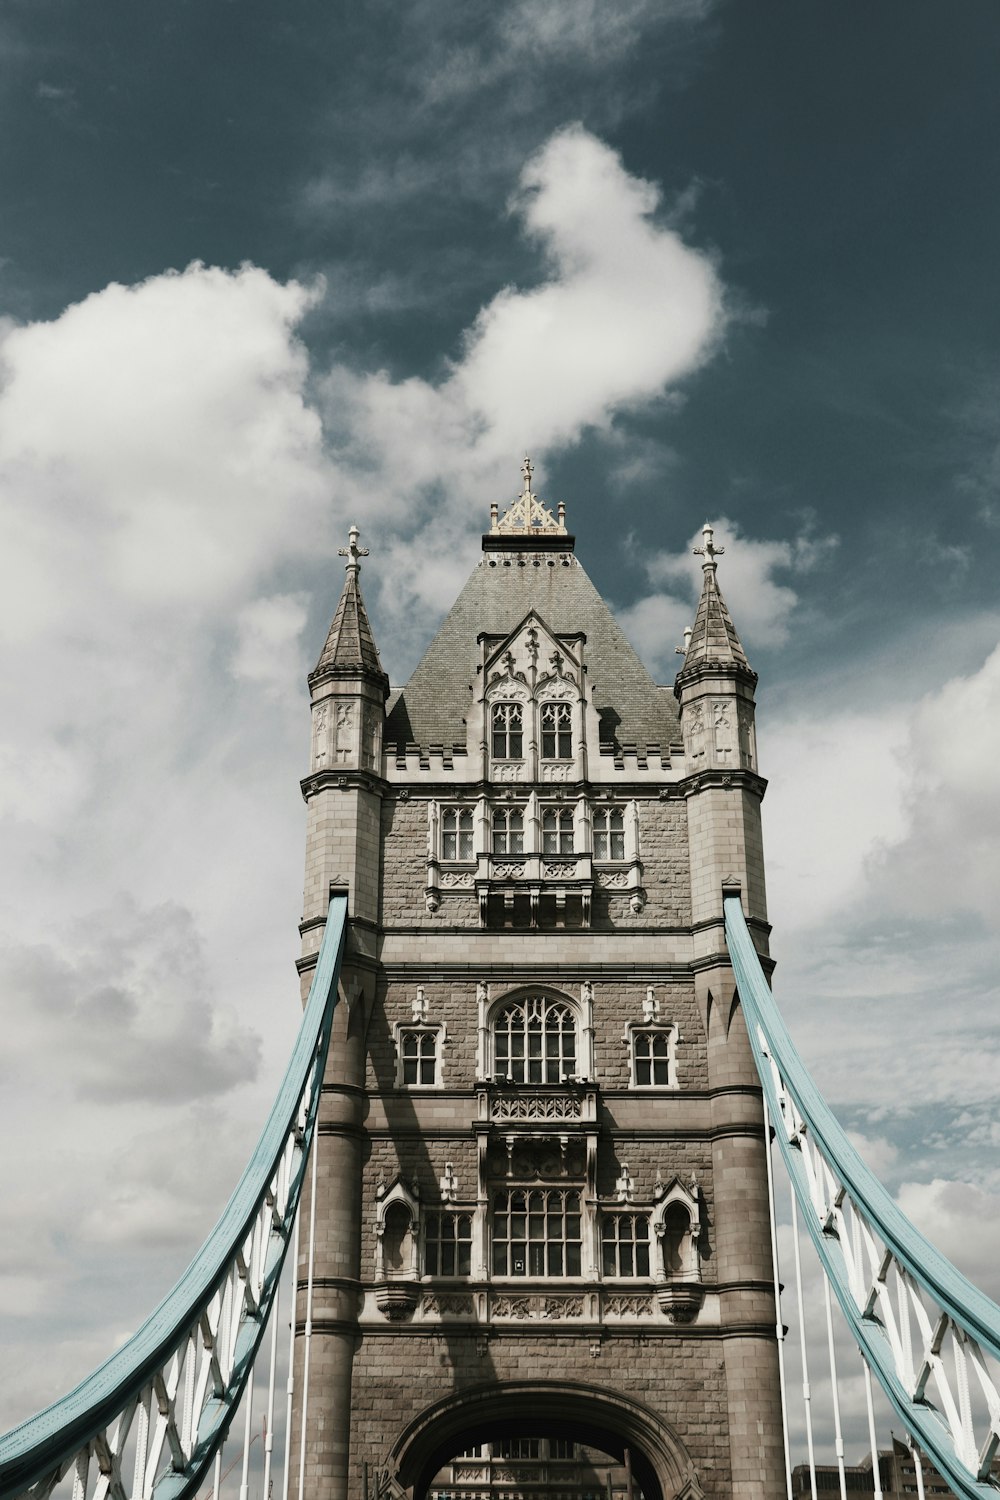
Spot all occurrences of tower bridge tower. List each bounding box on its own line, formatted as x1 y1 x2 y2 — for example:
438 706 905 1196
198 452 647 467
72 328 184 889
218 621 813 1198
294 467 784 1500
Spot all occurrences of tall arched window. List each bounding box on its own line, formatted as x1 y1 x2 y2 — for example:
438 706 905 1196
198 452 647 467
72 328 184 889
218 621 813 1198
542 808 574 855
492 702 523 760
492 1188 582 1276
540 701 572 759
492 807 524 854
493 994 577 1083
442 807 474 860
593 806 625 860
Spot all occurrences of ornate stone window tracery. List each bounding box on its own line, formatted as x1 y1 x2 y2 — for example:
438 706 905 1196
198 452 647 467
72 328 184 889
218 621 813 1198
601 1212 652 1278
492 1187 583 1277
493 995 577 1084
424 1210 473 1276
441 806 474 861
593 805 625 861
541 806 574 855
491 701 524 761
540 701 572 760
491 806 525 855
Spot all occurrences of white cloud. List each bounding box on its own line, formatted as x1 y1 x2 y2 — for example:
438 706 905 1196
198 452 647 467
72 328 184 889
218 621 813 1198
320 125 727 659
617 516 838 677
231 593 311 697
896 1179 1000 1301
870 642 1000 918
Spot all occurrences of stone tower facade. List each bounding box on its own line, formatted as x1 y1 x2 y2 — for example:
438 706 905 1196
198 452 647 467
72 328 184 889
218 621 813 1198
293 468 784 1500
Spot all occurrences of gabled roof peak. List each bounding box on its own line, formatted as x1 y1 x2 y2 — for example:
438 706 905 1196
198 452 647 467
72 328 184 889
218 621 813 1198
488 457 569 539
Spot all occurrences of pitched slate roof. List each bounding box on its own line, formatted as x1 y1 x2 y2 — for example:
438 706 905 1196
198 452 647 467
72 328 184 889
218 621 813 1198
311 567 386 683
385 547 680 754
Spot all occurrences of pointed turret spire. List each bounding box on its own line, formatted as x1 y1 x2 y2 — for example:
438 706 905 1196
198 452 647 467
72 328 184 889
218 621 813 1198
678 522 752 676
311 523 387 685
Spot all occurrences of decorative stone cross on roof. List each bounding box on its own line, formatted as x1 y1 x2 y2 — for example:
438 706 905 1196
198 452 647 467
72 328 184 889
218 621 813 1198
489 456 568 535
338 523 369 574
693 521 724 571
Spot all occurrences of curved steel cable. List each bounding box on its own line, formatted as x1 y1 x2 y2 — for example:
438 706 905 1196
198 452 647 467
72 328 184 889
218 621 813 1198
725 893 1000 1500
0 895 348 1500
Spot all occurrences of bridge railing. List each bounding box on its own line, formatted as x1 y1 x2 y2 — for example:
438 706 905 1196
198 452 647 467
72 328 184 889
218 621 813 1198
0 896 348 1500
725 893 1000 1500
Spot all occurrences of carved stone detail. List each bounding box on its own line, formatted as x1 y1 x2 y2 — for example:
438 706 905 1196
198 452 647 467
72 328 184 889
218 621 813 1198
492 861 525 879
422 1293 475 1315
541 860 576 878
491 1092 582 1121
656 1282 704 1323
540 762 572 782
605 1293 653 1317
494 762 525 783
440 869 475 889
491 1293 583 1320
334 701 354 763
492 1295 533 1318
374 1282 420 1320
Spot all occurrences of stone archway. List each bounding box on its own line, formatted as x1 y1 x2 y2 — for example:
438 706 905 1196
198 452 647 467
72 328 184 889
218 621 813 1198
386 1379 706 1500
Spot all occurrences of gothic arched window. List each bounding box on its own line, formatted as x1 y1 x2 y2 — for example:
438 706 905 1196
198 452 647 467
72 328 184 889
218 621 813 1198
424 1210 473 1276
542 808 574 855
493 995 577 1083
492 1187 582 1276
491 807 524 854
442 807 474 861
492 702 523 760
593 806 625 861
540 701 572 759
601 1213 651 1277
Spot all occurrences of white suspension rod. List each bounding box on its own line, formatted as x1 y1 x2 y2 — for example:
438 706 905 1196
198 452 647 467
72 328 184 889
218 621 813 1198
863 1360 884 1500
281 1214 301 1500
263 1278 280 1500
909 1435 926 1500
212 1447 223 1500
297 1109 321 1500
763 1097 794 1500
823 1275 848 1500
791 1192 818 1500
238 1367 255 1500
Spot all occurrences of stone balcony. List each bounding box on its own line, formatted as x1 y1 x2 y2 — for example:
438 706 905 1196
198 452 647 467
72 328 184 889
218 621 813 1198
474 851 594 927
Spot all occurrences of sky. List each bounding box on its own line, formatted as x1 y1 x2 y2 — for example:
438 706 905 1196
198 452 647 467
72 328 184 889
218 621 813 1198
2 0 1000 1448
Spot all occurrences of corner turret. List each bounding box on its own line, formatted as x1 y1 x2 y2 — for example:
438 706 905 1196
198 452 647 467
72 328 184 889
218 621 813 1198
302 524 387 928
674 521 766 927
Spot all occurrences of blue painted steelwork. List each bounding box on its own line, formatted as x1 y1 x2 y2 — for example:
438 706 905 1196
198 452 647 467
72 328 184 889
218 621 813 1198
724 893 1000 1500
0 895 348 1500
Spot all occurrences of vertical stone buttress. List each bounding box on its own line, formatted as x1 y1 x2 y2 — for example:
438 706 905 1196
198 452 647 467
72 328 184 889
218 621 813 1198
675 525 785 1499
294 528 387 1500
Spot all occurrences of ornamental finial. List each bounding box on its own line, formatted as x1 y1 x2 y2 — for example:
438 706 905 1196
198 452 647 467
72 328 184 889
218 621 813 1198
491 457 567 536
338 523 369 575
693 521 724 572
